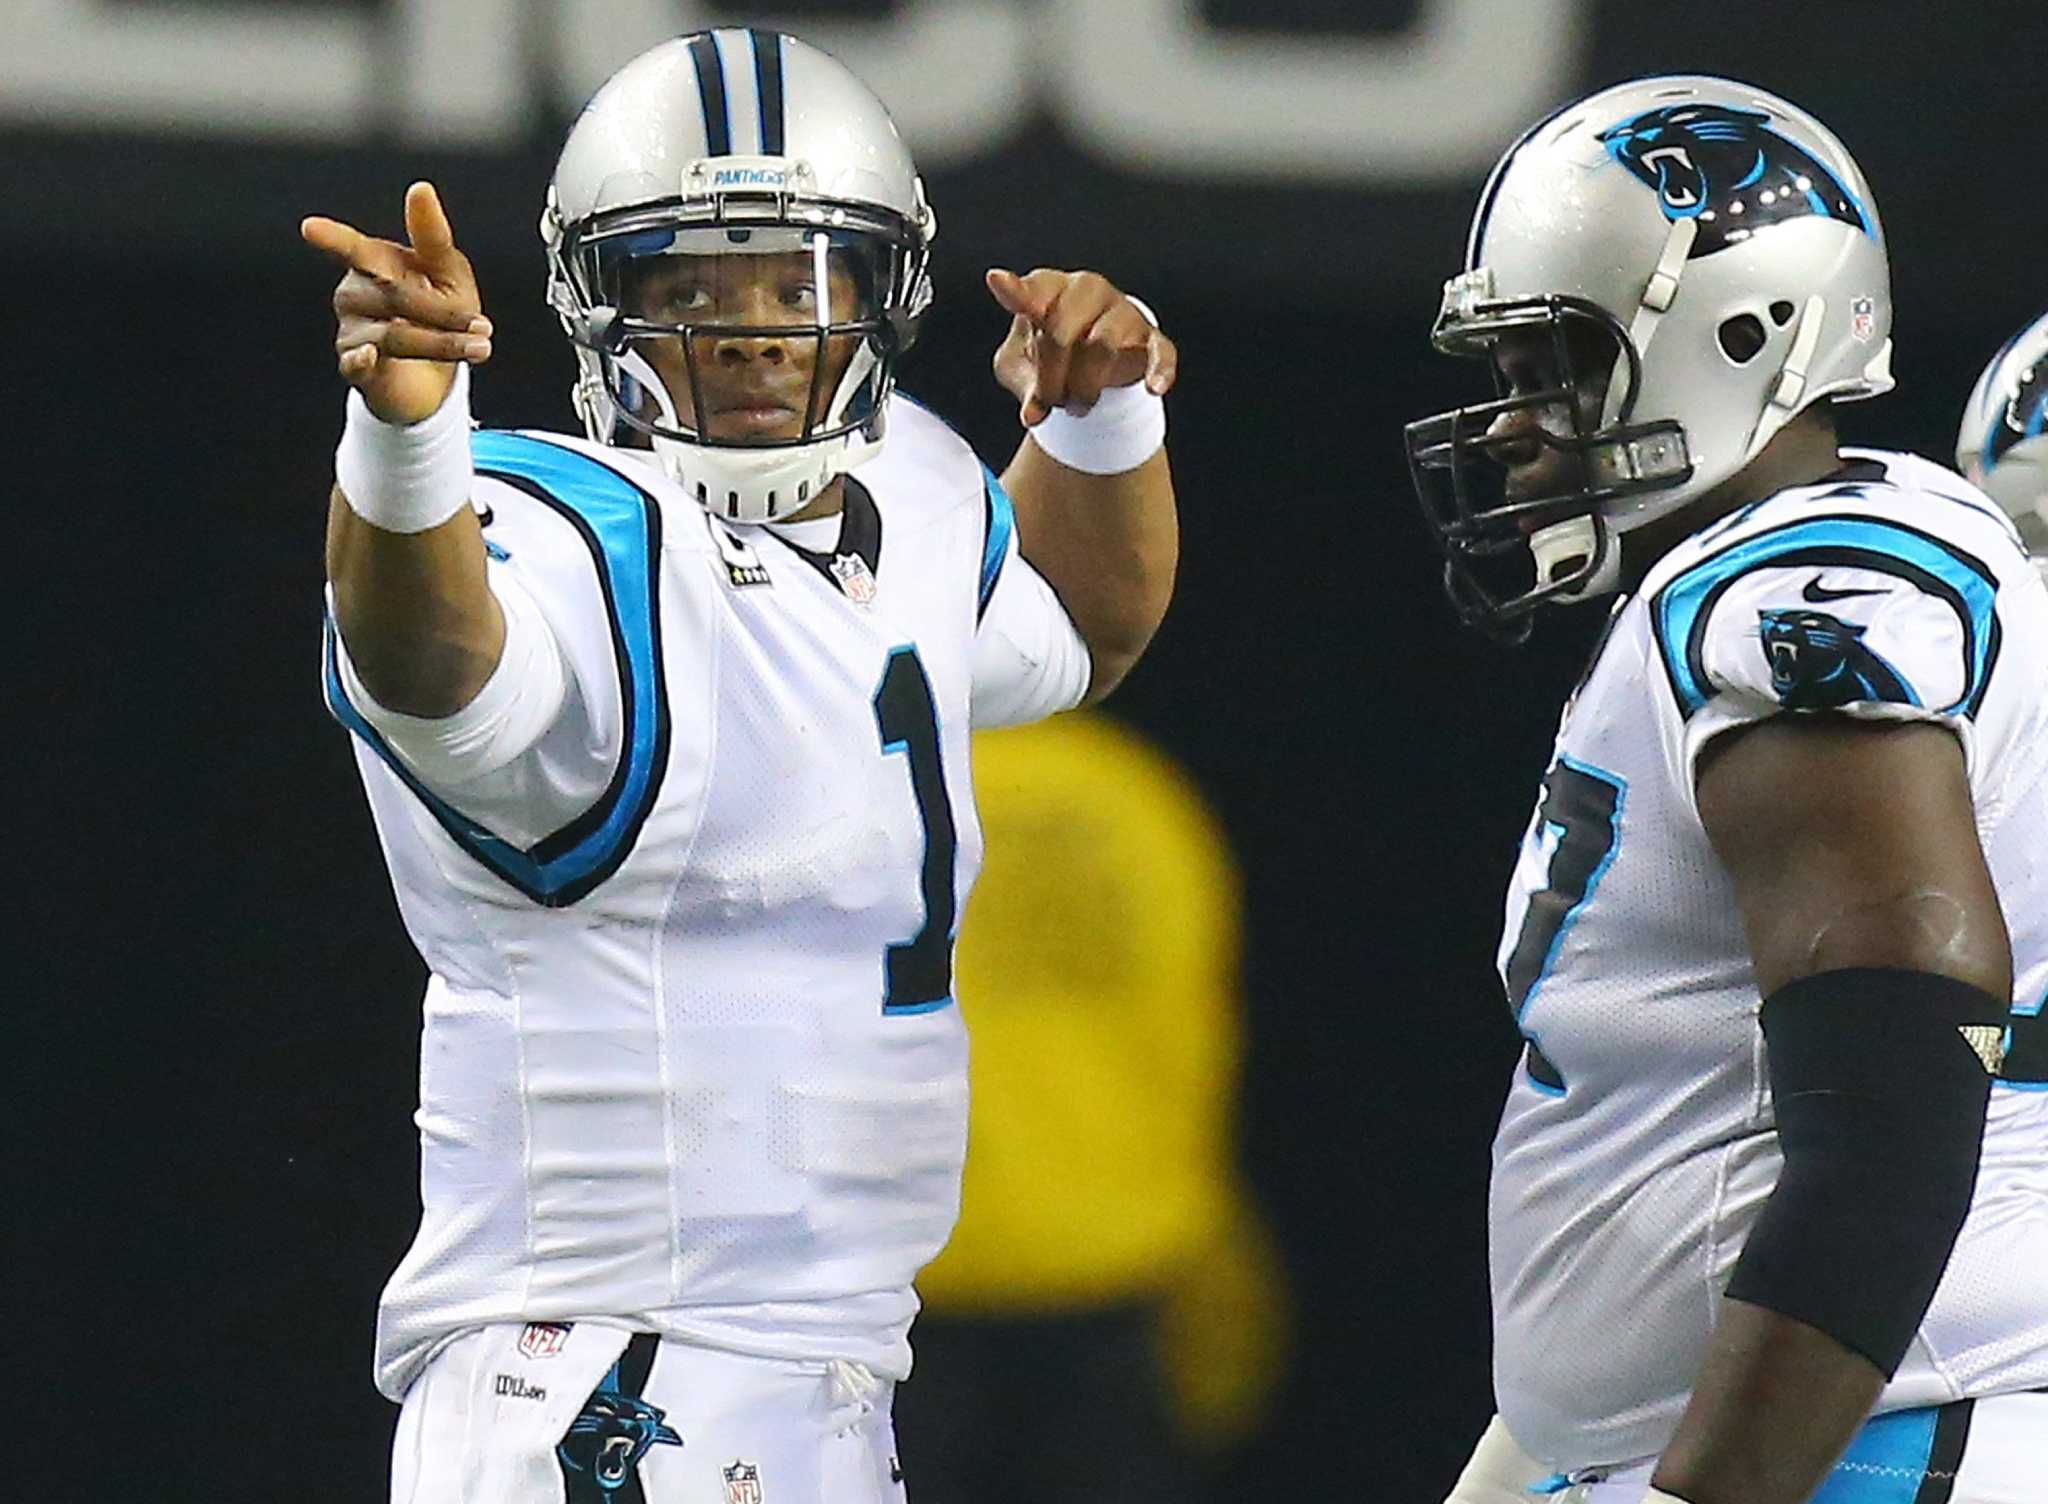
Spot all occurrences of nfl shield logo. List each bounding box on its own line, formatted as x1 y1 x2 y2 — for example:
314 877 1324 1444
1850 295 1876 343
517 1322 570 1360
830 552 877 607
722 1460 764 1504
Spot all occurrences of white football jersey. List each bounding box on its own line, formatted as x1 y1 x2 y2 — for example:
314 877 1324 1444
1488 450 2048 1471
323 395 1090 1401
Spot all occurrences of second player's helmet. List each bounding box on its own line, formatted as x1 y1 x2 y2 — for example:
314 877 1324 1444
1956 311 2048 551
543 29 937 522
1406 76 1894 629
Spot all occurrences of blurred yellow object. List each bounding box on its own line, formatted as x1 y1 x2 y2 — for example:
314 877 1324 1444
919 711 1286 1445
1155 1186 1292 1446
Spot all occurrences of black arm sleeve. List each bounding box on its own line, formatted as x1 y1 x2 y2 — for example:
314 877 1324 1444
1725 967 2004 1375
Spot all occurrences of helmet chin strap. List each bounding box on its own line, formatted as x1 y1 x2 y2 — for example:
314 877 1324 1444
1602 215 1696 429
1535 213 1693 604
1530 514 1623 600
1739 291 1829 467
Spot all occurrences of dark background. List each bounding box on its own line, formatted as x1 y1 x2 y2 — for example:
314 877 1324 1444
14 2 2046 1499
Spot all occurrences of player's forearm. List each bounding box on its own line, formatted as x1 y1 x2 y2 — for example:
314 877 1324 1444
322 360 505 717
1652 1298 1883 1504
326 495 504 717
1001 439 1177 702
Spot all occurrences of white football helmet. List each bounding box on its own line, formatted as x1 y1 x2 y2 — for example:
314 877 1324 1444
543 29 937 523
1956 311 2048 551
1406 75 1894 631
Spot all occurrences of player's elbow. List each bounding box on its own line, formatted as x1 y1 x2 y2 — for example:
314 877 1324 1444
1076 620 1161 704
330 582 506 720
1076 564 1176 705
340 625 501 719
1784 886 2012 1002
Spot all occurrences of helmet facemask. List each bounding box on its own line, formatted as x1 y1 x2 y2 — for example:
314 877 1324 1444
1404 282 1693 637
547 183 932 522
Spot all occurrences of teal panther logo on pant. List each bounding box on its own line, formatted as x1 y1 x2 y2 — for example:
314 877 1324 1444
557 1335 683 1502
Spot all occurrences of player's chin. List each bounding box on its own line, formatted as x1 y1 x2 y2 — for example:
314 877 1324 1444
1506 464 1592 529
700 407 805 443
700 411 802 442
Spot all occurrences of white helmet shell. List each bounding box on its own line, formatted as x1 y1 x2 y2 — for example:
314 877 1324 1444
1409 76 1897 631
542 29 936 523
1474 77 1884 518
1477 75 1893 529
1956 311 2048 550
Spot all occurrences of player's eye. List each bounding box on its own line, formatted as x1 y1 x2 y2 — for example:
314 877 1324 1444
639 277 709 318
1495 356 1538 395
781 281 818 311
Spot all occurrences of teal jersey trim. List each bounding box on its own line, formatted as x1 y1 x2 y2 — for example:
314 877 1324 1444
978 463 1014 623
324 432 668 907
1810 1399 1973 1503
1652 515 2001 720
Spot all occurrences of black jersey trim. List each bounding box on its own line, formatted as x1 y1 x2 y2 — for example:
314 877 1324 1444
688 33 732 157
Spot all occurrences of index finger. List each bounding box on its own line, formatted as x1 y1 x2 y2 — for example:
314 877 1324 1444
300 215 404 278
985 267 1065 326
1144 329 1178 395
404 181 457 262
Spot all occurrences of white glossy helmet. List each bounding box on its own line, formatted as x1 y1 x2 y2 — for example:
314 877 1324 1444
542 29 937 523
1956 311 2048 551
1406 75 1893 631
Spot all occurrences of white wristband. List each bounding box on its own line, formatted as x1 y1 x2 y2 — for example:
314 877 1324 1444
1029 379 1167 475
334 364 475 533
1027 292 1165 476
1643 1489 1693 1503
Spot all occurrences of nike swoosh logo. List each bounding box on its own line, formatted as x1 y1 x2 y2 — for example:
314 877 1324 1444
1801 575 1890 604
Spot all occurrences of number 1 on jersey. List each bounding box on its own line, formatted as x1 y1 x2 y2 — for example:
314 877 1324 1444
874 646 958 1013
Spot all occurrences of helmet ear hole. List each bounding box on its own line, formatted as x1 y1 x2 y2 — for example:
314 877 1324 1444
1769 300 1797 327
1718 314 1769 364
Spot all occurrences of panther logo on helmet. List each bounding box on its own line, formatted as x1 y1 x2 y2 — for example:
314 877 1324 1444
1598 103 1871 256
1990 356 2048 468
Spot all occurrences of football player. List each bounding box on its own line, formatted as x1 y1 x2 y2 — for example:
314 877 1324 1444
301 30 1177 1503
1957 310 2048 576
1407 77 2048 1504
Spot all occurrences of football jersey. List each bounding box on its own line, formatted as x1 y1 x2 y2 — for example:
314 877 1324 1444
1487 450 2048 1471
323 394 1090 1401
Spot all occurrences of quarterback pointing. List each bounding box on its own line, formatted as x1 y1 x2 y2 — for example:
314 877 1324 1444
1408 78 2048 1504
303 30 1175 1503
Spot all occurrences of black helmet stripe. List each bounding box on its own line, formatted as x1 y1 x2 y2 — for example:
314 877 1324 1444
751 30 786 156
687 31 732 156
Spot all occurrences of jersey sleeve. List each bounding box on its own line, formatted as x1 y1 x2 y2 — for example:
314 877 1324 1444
325 557 618 849
968 465 1092 728
1649 514 2002 807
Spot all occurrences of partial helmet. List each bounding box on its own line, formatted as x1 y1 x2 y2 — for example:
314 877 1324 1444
1405 75 1893 631
543 29 937 523
1956 311 2048 552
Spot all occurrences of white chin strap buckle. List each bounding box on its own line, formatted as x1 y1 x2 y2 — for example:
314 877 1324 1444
1530 514 1620 599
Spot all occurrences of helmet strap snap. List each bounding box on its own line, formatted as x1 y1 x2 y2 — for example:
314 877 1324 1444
1605 216 1697 428
1767 293 1829 413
